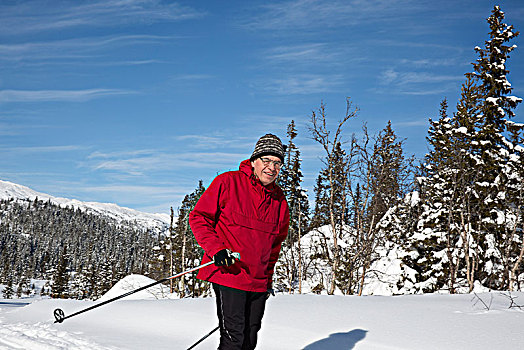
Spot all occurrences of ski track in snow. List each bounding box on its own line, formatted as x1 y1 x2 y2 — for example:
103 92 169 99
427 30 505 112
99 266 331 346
0 320 115 350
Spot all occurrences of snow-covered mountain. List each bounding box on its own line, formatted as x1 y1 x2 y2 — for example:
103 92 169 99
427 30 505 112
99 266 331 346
0 179 170 231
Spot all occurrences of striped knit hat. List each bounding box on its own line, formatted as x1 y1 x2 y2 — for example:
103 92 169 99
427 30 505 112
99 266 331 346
250 134 286 162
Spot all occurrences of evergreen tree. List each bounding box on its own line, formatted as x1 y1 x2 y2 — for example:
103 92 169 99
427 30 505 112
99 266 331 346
177 180 207 297
51 246 70 299
275 120 309 293
413 99 469 292
84 263 99 300
97 260 115 296
2 276 14 299
311 174 330 229
368 121 413 225
467 5 521 290
505 122 524 290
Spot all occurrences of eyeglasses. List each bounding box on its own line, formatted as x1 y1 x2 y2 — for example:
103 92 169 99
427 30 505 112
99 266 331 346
259 157 283 169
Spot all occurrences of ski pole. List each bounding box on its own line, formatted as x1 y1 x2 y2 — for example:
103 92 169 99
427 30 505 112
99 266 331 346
187 325 219 350
53 252 240 324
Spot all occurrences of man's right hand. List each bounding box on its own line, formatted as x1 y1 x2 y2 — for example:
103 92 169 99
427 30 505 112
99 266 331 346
213 249 236 266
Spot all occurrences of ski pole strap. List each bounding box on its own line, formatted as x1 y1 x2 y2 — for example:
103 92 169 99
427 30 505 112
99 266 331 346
168 252 240 281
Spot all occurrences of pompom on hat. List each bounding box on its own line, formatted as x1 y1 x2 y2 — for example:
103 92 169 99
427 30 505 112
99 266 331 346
250 134 286 163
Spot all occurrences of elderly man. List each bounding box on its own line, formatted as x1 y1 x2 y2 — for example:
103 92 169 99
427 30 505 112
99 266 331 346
189 134 290 350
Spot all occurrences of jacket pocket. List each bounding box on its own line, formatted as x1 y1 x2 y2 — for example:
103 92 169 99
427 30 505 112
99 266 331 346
231 211 278 234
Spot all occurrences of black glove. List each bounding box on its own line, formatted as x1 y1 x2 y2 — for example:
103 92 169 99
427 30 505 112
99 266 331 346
266 288 275 300
213 249 236 267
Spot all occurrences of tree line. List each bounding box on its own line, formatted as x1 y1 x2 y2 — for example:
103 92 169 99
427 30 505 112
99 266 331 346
1 198 157 299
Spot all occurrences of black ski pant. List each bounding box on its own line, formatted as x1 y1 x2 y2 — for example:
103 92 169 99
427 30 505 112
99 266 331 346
213 283 267 350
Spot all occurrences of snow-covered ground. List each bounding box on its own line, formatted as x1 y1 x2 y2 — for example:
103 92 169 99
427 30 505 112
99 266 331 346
1 275 523 349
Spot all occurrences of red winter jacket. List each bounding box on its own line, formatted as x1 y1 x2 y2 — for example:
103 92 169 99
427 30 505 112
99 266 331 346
189 159 289 292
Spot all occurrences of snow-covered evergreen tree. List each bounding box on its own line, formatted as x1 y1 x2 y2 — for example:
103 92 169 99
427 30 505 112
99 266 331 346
504 121 524 290
2 276 14 299
275 120 310 293
51 246 70 299
467 5 521 290
394 5 522 293
175 181 208 297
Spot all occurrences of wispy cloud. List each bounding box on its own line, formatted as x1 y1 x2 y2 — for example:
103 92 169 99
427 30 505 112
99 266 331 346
0 124 19 136
381 69 461 86
0 0 205 35
174 119 303 151
38 180 190 213
400 88 460 96
171 74 215 82
81 183 196 213
1 145 88 153
87 149 157 160
253 43 365 96
0 35 178 63
87 151 172 176
388 39 469 52
84 149 247 176
264 43 346 65
83 184 187 199
0 89 135 103
243 0 414 31
254 74 344 95
376 68 463 95
398 58 460 67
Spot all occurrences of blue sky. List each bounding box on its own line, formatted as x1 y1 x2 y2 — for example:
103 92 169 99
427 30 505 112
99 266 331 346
1 0 523 214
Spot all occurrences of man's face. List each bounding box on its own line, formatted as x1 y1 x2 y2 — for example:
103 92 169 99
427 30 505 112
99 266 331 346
251 155 282 186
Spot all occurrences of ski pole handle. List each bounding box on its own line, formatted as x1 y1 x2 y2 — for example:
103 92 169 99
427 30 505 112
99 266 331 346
167 251 240 280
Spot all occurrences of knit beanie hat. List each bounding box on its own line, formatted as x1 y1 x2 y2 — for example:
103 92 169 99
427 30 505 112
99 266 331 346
250 134 286 163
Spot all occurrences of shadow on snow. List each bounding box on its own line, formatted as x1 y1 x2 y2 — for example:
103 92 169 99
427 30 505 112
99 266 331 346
0 301 30 307
302 329 367 350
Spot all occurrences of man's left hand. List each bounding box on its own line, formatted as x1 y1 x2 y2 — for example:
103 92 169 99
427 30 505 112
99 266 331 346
266 288 275 299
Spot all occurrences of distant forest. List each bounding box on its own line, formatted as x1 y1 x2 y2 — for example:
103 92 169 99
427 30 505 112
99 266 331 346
0 198 158 299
